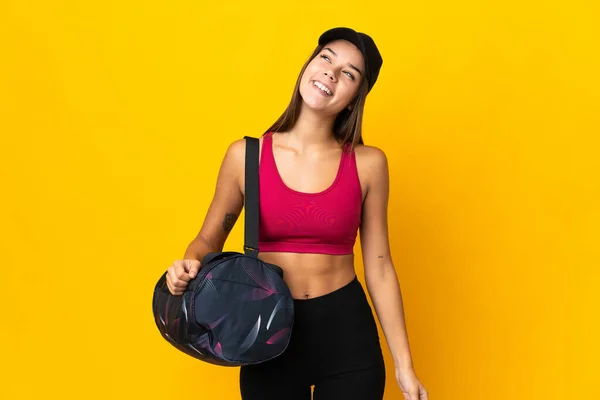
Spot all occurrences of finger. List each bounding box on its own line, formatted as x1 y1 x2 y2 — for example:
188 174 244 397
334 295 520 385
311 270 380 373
171 277 189 287
420 388 428 400
185 260 201 278
410 392 419 400
173 266 191 282
166 268 179 285
167 268 189 288
181 259 194 273
166 280 182 296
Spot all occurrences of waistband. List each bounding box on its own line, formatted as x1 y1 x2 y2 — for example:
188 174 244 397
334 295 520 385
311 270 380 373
288 275 376 337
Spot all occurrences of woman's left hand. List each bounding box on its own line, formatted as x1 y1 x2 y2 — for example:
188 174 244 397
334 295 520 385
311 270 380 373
396 366 429 400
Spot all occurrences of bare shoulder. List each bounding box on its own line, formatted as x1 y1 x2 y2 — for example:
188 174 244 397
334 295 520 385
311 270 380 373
224 135 266 166
354 144 389 176
225 138 247 160
224 136 265 160
220 136 264 195
220 138 250 174
212 138 246 192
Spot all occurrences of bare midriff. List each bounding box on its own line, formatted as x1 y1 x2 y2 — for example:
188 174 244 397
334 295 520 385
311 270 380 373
258 252 357 300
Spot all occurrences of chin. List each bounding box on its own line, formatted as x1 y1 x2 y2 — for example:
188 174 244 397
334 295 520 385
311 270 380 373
301 100 341 117
301 96 327 111
300 89 339 115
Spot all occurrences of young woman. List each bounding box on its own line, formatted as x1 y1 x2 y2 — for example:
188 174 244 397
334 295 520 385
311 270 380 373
165 27 429 400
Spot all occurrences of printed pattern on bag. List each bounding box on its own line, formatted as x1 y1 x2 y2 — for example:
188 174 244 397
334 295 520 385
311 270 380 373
152 254 294 366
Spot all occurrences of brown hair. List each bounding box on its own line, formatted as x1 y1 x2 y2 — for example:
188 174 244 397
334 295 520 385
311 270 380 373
264 45 369 148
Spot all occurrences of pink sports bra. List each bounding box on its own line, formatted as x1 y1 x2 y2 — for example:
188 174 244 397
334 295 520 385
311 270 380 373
258 132 363 255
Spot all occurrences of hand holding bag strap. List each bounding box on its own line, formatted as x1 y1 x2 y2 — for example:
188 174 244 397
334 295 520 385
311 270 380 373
243 136 260 257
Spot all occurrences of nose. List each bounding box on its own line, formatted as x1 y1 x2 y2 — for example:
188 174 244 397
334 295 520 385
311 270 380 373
323 70 337 82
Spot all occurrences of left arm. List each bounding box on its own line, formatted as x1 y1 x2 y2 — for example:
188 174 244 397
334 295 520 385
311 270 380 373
359 146 414 371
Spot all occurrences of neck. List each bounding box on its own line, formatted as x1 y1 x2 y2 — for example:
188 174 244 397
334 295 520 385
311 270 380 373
286 103 338 149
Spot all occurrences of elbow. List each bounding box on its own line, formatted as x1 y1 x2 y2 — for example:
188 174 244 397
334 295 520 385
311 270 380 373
364 260 397 285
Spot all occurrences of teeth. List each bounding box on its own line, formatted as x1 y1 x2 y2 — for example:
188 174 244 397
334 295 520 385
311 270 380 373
314 81 332 96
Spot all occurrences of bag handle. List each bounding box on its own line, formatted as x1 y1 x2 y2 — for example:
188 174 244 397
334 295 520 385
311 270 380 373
243 136 260 257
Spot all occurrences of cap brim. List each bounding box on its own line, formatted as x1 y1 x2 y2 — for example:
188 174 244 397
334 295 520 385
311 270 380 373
318 27 367 55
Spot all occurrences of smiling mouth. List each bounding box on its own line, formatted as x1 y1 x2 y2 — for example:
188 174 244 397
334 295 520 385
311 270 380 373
313 80 333 96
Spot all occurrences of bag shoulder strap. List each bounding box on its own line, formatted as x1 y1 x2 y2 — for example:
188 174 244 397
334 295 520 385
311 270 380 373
243 136 260 257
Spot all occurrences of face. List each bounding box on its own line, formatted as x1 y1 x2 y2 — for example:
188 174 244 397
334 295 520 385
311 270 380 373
299 39 366 116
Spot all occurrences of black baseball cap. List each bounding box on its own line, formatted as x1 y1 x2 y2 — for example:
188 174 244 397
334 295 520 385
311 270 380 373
318 27 383 93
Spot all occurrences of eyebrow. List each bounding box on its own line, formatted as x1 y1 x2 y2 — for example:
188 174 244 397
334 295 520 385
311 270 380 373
324 47 363 76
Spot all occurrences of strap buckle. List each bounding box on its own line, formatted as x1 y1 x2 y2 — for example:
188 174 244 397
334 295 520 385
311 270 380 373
244 245 259 256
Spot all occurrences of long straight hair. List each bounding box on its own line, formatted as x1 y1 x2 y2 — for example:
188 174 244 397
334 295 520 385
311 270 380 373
264 45 369 148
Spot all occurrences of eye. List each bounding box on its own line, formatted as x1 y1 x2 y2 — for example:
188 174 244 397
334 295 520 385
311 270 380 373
320 54 331 63
344 71 355 80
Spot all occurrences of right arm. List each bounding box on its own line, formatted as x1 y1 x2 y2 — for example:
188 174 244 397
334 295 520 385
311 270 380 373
166 138 246 294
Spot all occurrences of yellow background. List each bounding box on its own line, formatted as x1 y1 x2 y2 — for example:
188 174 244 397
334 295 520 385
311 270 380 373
1 0 598 399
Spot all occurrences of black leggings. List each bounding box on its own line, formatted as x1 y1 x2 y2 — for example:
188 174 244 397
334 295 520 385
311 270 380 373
240 276 386 399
